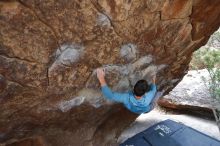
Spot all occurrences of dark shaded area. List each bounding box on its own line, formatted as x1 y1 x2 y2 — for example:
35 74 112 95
158 98 215 120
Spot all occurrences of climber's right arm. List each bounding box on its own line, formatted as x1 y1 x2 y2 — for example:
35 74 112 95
101 85 128 103
97 68 107 86
97 68 128 103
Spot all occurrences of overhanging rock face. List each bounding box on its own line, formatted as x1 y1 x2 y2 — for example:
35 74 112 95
0 0 220 146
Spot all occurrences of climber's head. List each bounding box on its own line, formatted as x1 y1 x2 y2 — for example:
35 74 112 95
133 80 150 97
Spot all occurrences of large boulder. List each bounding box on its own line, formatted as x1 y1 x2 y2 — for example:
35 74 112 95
158 69 220 118
0 0 220 145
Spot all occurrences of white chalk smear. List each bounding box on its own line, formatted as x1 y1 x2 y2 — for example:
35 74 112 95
120 43 138 62
49 44 84 74
97 13 111 27
58 96 85 112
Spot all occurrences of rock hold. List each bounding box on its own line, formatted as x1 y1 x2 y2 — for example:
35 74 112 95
49 44 84 75
120 43 138 62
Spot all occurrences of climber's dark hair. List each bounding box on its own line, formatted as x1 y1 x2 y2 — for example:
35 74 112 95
133 80 150 96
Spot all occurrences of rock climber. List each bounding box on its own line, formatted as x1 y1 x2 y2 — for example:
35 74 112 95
96 68 157 114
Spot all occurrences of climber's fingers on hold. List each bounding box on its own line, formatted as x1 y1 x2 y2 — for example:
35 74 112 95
96 68 105 77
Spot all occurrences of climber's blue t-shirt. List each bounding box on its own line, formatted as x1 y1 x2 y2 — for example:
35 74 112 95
101 84 157 114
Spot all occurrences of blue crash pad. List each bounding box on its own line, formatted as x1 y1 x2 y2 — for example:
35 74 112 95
120 119 220 146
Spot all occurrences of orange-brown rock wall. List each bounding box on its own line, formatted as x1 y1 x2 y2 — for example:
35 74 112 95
0 0 220 145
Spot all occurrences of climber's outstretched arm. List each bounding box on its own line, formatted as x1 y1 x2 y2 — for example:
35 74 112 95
97 68 128 103
97 68 107 86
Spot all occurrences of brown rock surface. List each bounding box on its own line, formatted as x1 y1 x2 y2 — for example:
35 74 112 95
5 136 47 146
0 0 220 146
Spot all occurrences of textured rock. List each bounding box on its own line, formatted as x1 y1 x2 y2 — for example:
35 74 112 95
161 0 192 20
0 0 220 146
158 98 215 119
158 69 220 118
161 69 220 108
5 136 47 146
